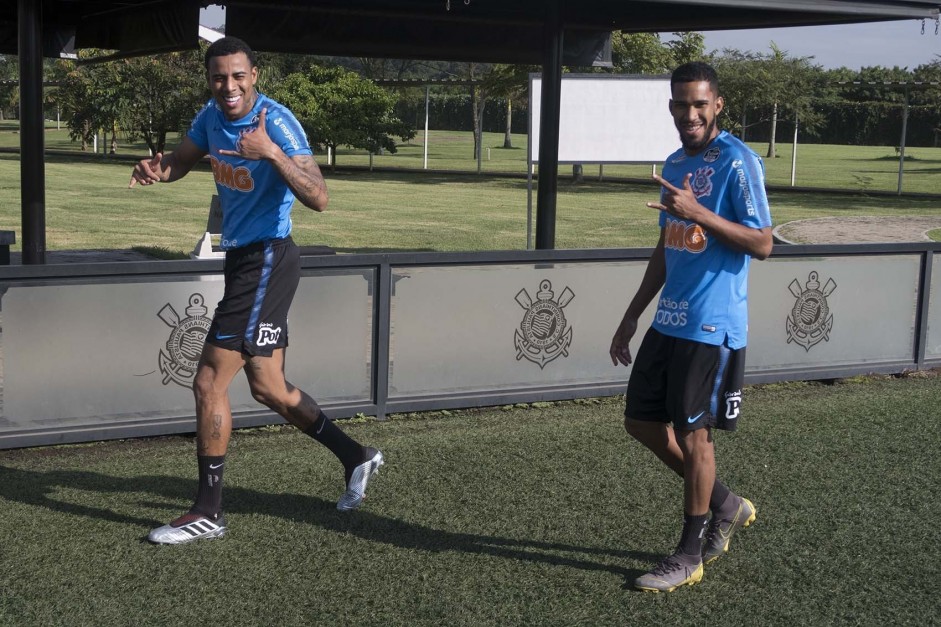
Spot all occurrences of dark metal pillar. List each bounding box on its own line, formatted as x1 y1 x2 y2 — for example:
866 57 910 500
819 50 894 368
535 0 563 250
19 0 46 264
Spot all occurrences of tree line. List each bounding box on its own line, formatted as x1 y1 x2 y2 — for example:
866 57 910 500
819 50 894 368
0 32 938 159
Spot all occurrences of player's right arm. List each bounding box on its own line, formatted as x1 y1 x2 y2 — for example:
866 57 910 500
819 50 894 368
129 137 207 187
610 230 666 366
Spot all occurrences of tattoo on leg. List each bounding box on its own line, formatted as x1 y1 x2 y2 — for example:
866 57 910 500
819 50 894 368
211 413 223 441
287 390 323 425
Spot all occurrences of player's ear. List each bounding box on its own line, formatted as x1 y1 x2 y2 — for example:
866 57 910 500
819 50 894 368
668 99 674 114
715 96 724 116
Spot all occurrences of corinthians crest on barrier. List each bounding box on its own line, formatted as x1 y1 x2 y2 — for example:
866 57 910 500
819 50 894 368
157 293 211 387
514 279 574 368
786 271 837 351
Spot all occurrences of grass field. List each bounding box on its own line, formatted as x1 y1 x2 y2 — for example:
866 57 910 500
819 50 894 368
0 373 938 626
3 120 941 193
1 145 941 256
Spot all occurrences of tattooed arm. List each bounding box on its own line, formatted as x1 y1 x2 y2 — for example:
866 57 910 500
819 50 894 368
218 106 329 212
267 152 329 212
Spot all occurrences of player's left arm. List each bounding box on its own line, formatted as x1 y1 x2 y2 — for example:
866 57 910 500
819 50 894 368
268 152 329 212
218 107 329 212
648 172 772 260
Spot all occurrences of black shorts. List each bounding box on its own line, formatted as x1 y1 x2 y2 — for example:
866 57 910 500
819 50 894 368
206 237 300 357
624 328 745 432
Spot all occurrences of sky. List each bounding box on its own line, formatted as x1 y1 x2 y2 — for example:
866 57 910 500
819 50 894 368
199 7 939 71
699 19 939 70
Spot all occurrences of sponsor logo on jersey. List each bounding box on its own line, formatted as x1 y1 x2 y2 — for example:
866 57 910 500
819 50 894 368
736 161 756 216
273 116 302 151
514 280 574 369
786 271 837 351
703 147 721 163
664 218 707 253
655 296 689 328
690 166 714 198
156 293 210 388
210 156 255 192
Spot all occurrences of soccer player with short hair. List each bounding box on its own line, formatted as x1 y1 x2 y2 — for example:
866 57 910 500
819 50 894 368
609 61 771 592
130 36 383 544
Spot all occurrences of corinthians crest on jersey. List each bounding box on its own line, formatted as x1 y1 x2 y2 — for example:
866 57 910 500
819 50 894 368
157 293 211 387
514 279 574 369
786 271 837 351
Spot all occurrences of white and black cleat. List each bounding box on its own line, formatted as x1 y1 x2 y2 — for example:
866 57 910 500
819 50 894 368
148 512 228 545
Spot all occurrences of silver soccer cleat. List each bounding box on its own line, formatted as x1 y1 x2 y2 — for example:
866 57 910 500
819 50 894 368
337 448 384 511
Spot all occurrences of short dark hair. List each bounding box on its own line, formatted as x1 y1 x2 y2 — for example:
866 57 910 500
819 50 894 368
204 36 257 70
671 61 719 95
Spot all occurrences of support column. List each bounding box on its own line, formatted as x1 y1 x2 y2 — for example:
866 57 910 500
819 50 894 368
535 1 563 250
19 0 46 264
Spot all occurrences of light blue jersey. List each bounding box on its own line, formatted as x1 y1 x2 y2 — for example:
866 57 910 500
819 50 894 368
652 130 772 349
187 93 312 249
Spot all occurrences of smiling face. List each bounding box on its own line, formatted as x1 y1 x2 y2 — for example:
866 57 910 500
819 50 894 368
669 80 724 155
207 52 258 121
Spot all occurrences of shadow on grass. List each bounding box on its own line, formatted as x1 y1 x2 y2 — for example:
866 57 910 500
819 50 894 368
0 465 652 585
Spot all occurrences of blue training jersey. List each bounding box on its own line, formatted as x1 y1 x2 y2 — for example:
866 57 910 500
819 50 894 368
652 130 772 349
187 93 313 249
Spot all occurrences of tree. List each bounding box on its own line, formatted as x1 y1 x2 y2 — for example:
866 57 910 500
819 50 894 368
0 55 19 120
610 31 704 74
481 63 532 149
56 55 124 151
117 50 206 154
913 61 941 146
56 49 205 155
712 44 822 157
611 32 674 74
270 64 414 168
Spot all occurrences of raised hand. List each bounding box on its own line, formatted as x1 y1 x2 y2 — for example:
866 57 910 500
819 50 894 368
646 173 702 222
219 106 276 161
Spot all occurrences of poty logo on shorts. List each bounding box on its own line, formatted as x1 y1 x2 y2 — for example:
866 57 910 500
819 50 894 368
724 389 742 420
257 322 282 346
157 293 210 388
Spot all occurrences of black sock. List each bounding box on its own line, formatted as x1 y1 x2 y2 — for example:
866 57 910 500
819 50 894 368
678 513 709 556
303 411 364 475
709 479 732 513
192 455 225 519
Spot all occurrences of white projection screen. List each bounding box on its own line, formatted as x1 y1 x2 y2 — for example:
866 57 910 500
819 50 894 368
529 74 676 164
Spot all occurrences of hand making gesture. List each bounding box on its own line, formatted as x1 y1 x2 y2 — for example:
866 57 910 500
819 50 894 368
646 173 705 223
219 107 278 161
128 153 164 187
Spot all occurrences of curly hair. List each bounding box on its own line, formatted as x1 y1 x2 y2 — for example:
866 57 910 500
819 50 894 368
204 36 257 70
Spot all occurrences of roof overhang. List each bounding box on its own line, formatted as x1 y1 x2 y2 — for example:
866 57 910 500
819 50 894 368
1 0 939 59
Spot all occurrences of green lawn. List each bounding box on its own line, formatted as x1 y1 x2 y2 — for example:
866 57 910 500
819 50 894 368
3 120 940 194
0 373 938 625
1 148 940 257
